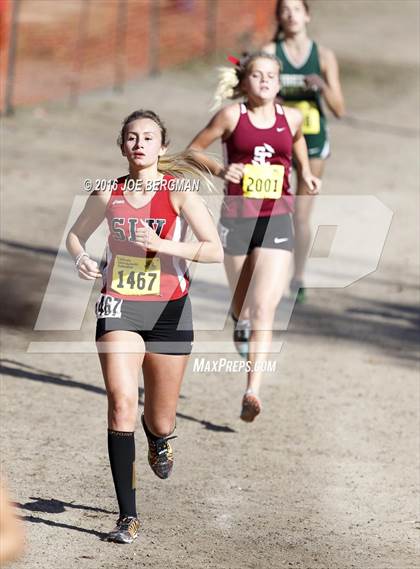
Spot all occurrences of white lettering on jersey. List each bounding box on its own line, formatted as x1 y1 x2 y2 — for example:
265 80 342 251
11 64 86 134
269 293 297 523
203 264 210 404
252 143 275 165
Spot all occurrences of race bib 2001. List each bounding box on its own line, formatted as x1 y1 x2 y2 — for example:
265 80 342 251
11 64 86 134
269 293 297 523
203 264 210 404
242 164 284 200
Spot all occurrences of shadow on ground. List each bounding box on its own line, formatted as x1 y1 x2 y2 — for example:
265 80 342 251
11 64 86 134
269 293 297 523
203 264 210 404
282 295 420 366
0 359 236 433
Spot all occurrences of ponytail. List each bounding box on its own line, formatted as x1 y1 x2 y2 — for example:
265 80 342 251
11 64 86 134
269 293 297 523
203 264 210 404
210 66 241 111
157 150 215 194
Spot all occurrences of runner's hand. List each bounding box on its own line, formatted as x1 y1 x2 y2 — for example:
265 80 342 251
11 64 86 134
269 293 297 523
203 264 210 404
78 257 102 280
301 171 321 195
304 74 325 92
135 219 162 252
222 163 245 184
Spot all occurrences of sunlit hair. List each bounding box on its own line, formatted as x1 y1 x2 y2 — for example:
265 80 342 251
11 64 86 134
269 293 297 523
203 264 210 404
118 110 214 192
272 0 310 41
211 51 282 110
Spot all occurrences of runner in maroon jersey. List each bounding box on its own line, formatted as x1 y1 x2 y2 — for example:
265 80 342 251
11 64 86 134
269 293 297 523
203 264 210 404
66 110 223 543
188 52 320 422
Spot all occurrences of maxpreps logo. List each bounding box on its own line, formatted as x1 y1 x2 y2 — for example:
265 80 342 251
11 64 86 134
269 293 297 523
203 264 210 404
252 143 274 165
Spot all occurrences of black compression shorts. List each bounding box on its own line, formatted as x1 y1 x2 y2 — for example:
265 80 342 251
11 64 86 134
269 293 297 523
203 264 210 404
218 214 294 255
95 294 193 355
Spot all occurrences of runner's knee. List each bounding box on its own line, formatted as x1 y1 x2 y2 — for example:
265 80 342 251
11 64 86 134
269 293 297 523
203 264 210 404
250 303 276 326
144 415 175 438
108 393 138 429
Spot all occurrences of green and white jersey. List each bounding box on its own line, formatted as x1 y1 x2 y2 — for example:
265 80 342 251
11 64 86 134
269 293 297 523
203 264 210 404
276 40 330 159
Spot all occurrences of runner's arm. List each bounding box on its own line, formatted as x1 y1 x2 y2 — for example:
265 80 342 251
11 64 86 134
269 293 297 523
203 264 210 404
136 191 223 263
293 133 321 194
0 481 24 565
286 108 321 194
318 46 345 118
187 105 238 178
66 191 109 278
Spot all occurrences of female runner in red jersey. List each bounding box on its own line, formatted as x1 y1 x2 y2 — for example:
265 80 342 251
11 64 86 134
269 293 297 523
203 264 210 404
66 110 223 544
188 52 320 423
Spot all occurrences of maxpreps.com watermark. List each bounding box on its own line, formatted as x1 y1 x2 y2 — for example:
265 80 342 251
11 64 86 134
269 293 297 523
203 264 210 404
193 357 277 373
82 177 201 192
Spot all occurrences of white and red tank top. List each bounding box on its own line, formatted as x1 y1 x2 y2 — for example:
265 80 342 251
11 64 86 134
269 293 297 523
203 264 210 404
222 102 294 218
101 174 190 301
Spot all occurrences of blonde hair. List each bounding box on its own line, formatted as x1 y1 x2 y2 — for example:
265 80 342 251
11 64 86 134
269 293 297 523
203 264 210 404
211 51 282 111
118 110 215 192
157 150 214 193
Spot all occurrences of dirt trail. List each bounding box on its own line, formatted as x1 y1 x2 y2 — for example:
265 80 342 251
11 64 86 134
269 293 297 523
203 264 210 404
1 2 419 568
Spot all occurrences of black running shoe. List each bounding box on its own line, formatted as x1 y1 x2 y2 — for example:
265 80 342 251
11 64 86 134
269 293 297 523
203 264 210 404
141 414 176 480
105 516 140 544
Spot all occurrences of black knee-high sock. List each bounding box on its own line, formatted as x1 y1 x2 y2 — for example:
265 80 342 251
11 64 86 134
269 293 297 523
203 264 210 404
107 430 137 518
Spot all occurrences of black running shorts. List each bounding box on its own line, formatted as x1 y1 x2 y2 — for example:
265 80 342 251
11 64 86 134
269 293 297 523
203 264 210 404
95 294 193 355
218 214 294 255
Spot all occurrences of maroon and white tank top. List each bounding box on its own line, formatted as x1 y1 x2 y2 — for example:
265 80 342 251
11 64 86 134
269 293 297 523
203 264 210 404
222 102 294 218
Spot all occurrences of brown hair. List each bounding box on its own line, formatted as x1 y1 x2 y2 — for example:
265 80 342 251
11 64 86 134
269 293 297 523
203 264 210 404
118 110 214 190
272 0 310 42
211 51 282 110
118 109 170 148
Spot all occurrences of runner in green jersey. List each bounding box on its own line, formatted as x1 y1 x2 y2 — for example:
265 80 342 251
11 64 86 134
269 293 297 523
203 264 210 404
276 40 329 160
263 0 345 302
